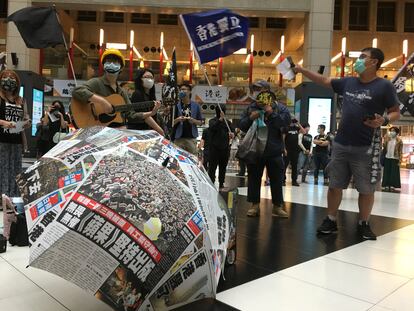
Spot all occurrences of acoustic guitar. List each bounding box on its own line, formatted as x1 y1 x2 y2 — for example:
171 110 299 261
70 94 175 128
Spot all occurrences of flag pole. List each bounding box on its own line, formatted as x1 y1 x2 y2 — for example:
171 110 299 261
201 64 231 133
53 6 77 86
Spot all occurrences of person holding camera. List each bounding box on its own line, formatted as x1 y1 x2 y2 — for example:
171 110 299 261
293 47 400 240
47 100 70 149
239 80 291 218
283 119 305 186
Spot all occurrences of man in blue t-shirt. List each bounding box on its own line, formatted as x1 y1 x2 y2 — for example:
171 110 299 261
294 47 400 240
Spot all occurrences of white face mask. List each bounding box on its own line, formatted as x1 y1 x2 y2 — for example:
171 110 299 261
389 131 397 138
142 78 154 89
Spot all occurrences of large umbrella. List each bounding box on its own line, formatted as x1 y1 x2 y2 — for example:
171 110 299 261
17 126 230 310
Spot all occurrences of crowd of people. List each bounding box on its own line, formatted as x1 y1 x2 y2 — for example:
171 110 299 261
0 47 404 243
79 152 196 252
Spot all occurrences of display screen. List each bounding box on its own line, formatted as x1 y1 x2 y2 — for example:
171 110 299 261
19 86 24 98
308 97 332 139
32 88 44 136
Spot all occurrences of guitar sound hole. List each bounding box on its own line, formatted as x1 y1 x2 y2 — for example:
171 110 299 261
98 114 117 124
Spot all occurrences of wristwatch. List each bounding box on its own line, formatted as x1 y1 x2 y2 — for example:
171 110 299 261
382 115 390 126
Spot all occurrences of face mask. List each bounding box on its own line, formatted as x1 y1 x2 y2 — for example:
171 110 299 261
0 77 17 92
252 91 260 99
389 131 397 138
179 91 187 99
142 78 154 89
103 62 121 74
354 58 366 74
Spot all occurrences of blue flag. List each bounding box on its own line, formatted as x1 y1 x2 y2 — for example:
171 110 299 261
180 9 249 64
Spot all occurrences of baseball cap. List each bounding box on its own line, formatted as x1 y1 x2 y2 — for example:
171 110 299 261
252 79 271 90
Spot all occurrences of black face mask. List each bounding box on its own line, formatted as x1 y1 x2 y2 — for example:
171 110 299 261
0 77 18 92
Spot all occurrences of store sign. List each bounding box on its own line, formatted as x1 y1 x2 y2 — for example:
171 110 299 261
53 80 85 97
192 85 227 104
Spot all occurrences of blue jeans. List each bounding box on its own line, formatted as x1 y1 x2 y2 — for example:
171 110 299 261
298 152 311 181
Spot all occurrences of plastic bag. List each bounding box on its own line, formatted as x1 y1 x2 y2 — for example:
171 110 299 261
236 122 267 164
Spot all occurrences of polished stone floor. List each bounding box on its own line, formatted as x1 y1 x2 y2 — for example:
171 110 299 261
1 169 414 311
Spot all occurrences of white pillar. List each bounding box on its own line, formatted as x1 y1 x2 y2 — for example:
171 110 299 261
303 0 334 75
6 0 40 73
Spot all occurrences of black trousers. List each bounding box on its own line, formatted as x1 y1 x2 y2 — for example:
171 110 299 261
314 152 329 179
284 151 299 182
247 156 284 205
208 147 230 185
238 159 246 175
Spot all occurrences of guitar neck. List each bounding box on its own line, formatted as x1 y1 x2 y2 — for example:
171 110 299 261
113 100 155 113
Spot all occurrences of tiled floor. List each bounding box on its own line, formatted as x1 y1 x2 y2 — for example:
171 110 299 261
1 169 414 310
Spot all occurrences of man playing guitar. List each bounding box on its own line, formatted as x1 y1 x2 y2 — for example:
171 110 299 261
72 49 162 133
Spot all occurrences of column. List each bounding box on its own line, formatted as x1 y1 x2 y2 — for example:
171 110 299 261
6 0 40 73
303 0 334 75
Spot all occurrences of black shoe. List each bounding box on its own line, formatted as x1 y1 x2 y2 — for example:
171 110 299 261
358 221 377 240
317 217 338 234
292 181 300 186
236 172 245 177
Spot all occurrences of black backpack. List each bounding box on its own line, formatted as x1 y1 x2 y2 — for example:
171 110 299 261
9 214 29 247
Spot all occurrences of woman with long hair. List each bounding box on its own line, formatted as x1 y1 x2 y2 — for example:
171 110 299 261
0 70 31 203
127 69 165 135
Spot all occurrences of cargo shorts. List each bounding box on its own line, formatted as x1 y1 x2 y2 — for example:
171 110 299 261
326 141 378 194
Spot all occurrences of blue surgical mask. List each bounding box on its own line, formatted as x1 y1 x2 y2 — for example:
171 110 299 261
179 91 187 99
104 62 121 74
354 58 366 74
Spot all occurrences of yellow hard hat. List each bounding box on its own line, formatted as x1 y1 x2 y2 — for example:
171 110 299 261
101 48 125 67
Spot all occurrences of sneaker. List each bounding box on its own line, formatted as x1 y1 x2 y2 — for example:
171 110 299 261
357 221 377 240
246 203 260 217
317 217 338 234
292 181 300 186
272 204 288 218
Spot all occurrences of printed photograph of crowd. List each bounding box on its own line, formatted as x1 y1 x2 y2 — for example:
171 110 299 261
78 150 197 252
128 140 189 187
97 266 144 311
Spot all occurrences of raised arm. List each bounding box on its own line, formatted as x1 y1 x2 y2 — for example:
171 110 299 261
293 66 333 89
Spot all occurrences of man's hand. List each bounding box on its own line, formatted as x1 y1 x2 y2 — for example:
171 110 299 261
264 105 273 114
219 111 225 121
100 99 114 114
364 113 384 128
292 65 303 74
305 150 310 155
249 111 260 120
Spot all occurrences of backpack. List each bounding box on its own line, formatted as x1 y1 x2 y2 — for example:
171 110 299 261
8 213 29 247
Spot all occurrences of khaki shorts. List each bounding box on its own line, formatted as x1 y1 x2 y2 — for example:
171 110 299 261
327 141 379 194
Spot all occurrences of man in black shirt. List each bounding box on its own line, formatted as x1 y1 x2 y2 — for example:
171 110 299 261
283 119 305 186
208 105 234 189
298 123 313 183
313 124 330 185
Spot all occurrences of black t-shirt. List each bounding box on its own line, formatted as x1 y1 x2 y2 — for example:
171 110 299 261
179 103 193 138
302 133 313 151
208 117 233 150
0 98 24 144
284 125 300 152
313 134 330 154
49 113 70 142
